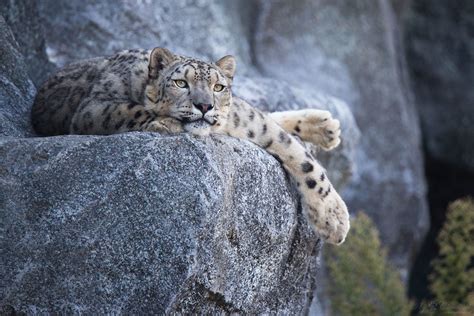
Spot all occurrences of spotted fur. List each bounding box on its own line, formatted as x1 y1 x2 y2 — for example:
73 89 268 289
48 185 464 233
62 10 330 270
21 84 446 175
31 47 350 244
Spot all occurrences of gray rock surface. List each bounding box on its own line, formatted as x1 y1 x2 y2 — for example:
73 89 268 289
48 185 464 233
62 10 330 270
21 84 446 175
0 133 320 314
405 0 474 172
254 0 429 270
0 0 55 86
37 0 257 76
0 15 35 138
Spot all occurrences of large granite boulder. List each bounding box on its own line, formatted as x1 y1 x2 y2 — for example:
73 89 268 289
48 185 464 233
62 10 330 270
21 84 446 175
253 0 429 270
0 133 321 314
405 0 474 172
0 15 35 138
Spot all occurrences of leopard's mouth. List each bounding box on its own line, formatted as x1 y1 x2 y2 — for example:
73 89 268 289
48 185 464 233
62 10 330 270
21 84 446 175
182 117 216 126
182 117 216 135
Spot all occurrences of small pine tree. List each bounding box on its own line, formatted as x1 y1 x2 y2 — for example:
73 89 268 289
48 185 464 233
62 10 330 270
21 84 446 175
456 292 474 316
325 212 412 316
428 197 474 315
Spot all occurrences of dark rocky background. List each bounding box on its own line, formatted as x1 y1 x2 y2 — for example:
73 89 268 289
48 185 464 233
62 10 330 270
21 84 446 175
0 0 472 314
404 0 474 304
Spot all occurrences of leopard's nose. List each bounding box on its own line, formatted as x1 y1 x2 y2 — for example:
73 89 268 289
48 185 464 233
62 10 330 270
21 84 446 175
194 103 213 114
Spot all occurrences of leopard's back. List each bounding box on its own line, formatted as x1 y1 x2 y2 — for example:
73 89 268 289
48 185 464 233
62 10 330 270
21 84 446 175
31 50 150 136
31 58 107 135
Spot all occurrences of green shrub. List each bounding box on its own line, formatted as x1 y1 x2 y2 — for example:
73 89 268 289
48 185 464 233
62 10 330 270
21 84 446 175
426 197 474 315
325 212 412 316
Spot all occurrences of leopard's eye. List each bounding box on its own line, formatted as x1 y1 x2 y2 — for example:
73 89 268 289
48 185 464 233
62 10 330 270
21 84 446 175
173 80 188 88
213 84 225 92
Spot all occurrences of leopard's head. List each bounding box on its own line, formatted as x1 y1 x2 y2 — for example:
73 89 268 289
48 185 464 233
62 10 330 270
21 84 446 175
144 47 236 135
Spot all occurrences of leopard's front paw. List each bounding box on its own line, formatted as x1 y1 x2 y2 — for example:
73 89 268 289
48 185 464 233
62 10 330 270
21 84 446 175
145 118 184 134
305 189 350 245
295 110 341 151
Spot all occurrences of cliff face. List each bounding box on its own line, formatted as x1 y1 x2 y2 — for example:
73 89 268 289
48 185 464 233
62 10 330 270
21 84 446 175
17 0 430 271
5 0 428 250
0 1 359 314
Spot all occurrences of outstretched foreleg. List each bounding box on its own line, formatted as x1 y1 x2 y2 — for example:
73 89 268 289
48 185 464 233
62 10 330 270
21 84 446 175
220 98 350 244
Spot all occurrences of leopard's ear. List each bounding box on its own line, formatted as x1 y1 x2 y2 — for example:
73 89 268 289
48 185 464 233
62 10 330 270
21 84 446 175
215 55 236 82
148 47 176 80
